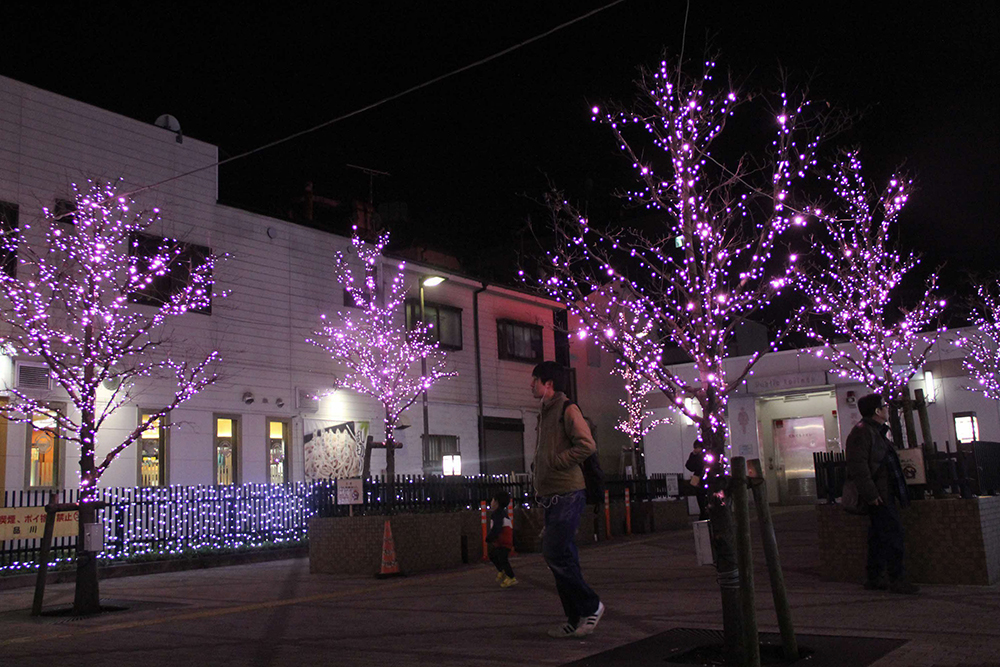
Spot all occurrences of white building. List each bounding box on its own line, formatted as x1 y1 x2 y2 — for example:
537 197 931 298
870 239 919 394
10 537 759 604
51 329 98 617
2 74 997 504
0 75 576 495
574 321 1000 504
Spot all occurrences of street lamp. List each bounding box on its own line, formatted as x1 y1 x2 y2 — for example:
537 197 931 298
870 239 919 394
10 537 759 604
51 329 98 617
420 275 446 472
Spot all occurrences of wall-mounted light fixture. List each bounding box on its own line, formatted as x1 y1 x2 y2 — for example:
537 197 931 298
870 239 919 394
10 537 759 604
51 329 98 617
923 370 936 403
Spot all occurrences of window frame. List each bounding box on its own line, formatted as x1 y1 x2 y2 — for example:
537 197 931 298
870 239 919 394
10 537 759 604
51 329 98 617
267 418 291 484
128 231 214 315
953 412 979 444
422 433 460 475
213 414 241 486
137 409 169 487
406 299 463 350
496 318 544 363
24 404 64 490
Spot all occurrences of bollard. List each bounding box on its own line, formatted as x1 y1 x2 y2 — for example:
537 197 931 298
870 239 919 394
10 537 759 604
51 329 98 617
603 489 611 539
625 487 632 535
480 501 489 562
507 498 517 556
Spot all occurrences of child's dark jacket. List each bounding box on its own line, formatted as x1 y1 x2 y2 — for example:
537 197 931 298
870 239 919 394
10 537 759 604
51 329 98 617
485 506 513 549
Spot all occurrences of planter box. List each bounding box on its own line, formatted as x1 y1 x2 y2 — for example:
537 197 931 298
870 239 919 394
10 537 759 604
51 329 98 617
816 496 1000 585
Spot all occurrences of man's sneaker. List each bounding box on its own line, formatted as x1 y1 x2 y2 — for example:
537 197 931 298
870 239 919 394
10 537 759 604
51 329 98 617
501 576 519 588
496 571 505 583
889 580 920 595
863 577 888 590
572 602 605 637
547 622 578 638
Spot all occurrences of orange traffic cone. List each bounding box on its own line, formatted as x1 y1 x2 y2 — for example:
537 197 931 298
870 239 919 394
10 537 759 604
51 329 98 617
377 519 403 578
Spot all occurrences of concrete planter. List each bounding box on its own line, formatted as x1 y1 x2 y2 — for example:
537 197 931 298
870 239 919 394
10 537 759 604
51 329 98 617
816 496 1000 585
310 499 694 576
309 513 464 576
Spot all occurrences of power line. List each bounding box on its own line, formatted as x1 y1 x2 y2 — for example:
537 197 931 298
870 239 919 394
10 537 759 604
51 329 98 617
120 0 629 203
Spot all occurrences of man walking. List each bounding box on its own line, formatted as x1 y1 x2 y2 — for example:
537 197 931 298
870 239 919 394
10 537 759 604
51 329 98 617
845 393 919 594
530 361 605 638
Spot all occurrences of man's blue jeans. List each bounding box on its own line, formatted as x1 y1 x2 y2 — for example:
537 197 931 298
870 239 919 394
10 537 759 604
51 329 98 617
542 489 601 624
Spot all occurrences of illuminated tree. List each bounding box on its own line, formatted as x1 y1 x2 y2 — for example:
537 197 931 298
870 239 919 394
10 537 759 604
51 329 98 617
530 56 826 657
612 319 670 478
793 151 946 402
307 228 456 480
0 179 223 614
957 278 1000 400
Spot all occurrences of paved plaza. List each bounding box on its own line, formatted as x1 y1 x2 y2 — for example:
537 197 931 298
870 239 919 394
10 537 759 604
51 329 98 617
0 507 997 666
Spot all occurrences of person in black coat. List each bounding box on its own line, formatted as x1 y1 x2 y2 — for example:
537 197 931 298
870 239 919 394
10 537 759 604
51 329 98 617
845 393 918 594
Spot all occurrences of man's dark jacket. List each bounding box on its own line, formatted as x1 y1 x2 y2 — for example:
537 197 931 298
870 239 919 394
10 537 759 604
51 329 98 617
845 417 904 506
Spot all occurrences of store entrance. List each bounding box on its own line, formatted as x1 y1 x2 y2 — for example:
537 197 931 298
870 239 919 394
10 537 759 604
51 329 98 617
756 390 840 505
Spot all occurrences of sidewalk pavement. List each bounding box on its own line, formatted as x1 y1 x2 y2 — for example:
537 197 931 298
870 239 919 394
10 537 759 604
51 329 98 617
0 507 997 667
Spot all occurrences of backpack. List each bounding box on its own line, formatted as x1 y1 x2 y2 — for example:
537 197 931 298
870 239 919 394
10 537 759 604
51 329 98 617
561 401 605 505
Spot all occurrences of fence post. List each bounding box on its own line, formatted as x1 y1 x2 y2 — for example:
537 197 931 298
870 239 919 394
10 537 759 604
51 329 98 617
603 489 611 539
625 486 632 535
507 497 516 556
480 501 489 562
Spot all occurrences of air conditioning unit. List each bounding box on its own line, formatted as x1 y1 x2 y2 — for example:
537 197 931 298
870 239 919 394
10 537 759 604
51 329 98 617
296 388 319 413
14 361 52 391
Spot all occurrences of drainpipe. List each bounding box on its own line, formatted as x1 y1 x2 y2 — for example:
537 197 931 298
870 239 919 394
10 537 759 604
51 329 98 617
473 282 488 474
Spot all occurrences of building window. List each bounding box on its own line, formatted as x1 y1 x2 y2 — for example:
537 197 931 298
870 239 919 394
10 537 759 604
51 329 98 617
423 434 460 475
26 410 61 489
0 200 18 278
129 232 213 314
497 319 543 363
214 416 240 485
268 419 289 484
954 413 979 444
138 411 168 487
406 299 463 350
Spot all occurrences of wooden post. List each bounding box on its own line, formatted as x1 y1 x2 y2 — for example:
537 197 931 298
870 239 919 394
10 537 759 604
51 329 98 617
901 387 918 449
732 457 760 667
748 459 798 660
914 388 942 497
603 489 611 539
888 403 904 450
31 492 60 617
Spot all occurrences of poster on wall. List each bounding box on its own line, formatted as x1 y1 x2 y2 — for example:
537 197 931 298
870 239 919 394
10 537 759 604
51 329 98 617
303 420 370 480
727 397 759 461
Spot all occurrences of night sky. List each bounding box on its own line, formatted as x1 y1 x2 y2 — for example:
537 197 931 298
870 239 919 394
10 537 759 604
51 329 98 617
2 1 997 288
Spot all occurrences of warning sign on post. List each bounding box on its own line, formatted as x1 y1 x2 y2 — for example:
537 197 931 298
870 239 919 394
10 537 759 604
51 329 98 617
336 478 364 505
0 507 78 541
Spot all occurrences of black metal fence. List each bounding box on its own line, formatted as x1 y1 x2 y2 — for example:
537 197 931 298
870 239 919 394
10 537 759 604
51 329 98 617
813 441 1000 502
3 473 680 572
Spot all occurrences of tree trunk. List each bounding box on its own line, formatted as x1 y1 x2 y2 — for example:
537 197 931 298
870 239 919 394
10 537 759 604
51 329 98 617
73 419 101 615
704 425 744 665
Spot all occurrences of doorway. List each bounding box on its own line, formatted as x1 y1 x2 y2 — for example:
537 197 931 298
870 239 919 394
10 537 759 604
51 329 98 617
756 390 840 505
480 417 525 475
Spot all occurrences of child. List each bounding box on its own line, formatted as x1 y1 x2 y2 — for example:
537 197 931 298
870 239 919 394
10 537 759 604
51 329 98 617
485 490 517 587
